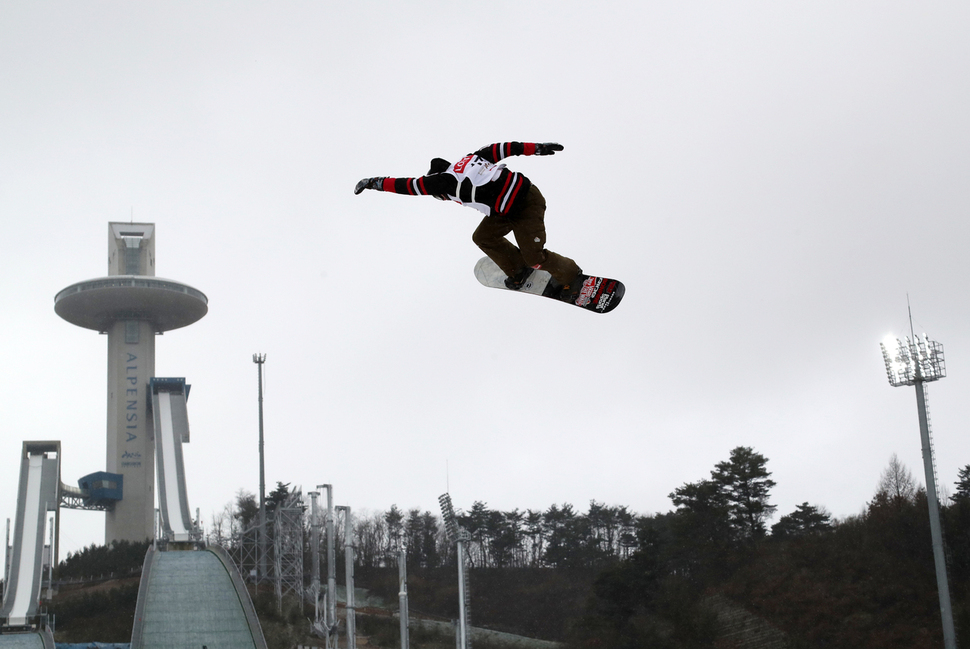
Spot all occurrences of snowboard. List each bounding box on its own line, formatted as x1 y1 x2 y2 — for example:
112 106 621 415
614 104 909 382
474 257 625 314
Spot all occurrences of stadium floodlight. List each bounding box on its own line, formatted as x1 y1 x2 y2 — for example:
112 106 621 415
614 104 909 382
880 317 955 649
439 493 471 649
880 334 946 386
438 493 459 541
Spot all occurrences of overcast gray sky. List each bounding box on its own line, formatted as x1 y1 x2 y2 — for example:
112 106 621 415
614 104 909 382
2 2 969 558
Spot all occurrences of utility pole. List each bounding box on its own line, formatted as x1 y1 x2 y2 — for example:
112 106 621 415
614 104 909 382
253 353 267 584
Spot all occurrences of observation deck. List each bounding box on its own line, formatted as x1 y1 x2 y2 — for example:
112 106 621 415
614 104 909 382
54 276 208 333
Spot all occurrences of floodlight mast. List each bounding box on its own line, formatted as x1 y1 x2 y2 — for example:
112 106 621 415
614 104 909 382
439 493 471 649
318 483 337 646
309 485 338 648
879 328 956 649
253 353 268 584
398 541 410 649
336 505 356 649
309 491 323 635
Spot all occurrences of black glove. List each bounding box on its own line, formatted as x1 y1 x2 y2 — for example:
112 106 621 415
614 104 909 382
354 177 386 195
535 143 563 156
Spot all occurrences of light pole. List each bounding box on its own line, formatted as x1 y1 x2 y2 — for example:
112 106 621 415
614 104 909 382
336 505 356 649
399 542 410 649
880 323 956 649
253 353 267 584
310 490 323 631
317 484 337 649
439 493 471 649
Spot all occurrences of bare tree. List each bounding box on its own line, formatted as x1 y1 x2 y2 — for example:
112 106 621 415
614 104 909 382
877 453 918 507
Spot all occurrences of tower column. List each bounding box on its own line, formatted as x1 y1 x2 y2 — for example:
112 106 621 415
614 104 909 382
105 319 156 542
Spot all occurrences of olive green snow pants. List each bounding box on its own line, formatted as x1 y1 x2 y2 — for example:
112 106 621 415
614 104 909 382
471 185 581 285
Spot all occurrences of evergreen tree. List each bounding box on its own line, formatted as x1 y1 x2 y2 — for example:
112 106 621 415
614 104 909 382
419 510 440 568
543 503 594 567
524 509 545 567
712 446 777 540
771 502 833 538
384 505 405 564
668 478 734 579
403 508 423 566
952 464 970 502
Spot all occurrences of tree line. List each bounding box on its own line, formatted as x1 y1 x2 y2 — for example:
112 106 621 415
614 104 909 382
205 484 650 572
47 444 970 648
570 448 970 648
201 446 808 575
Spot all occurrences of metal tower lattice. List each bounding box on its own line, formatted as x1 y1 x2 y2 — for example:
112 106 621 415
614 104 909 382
274 492 305 610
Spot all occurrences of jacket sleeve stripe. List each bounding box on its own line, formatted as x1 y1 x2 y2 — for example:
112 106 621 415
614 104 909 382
481 142 537 162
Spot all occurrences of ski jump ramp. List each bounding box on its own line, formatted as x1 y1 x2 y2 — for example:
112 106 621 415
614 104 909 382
150 378 195 542
0 632 53 649
2 381 264 648
129 379 267 649
130 545 266 649
0 442 58 648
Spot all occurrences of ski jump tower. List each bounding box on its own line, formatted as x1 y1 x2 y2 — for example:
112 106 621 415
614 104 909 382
54 223 207 543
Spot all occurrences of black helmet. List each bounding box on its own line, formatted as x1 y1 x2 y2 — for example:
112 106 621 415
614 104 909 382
428 158 451 175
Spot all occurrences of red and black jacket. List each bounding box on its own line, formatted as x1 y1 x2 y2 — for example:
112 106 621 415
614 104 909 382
377 142 541 217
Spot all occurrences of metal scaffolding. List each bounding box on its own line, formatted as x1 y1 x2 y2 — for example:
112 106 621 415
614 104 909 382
274 492 306 610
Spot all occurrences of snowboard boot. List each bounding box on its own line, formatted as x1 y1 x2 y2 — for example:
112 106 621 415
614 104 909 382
504 267 535 290
546 268 584 302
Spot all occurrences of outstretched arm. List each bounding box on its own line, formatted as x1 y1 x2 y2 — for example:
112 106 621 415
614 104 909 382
354 173 455 196
474 142 563 163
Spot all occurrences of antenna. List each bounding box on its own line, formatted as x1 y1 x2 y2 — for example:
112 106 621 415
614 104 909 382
908 295 916 340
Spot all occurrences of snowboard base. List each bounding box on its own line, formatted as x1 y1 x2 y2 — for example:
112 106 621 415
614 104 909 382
474 257 624 314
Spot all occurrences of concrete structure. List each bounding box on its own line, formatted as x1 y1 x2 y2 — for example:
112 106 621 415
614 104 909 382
54 223 207 543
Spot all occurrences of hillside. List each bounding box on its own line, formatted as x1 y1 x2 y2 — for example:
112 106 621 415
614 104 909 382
39 450 970 648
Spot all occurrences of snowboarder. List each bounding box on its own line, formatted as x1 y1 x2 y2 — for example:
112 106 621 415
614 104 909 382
354 141 583 298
